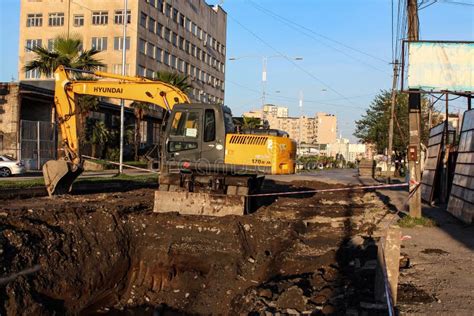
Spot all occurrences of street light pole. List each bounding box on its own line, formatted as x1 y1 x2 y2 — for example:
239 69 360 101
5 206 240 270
119 0 128 174
261 57 267 117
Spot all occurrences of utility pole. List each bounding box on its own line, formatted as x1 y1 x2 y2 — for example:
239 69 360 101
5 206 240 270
387 60 399 183
407 0 422 218
261 57 267 120
119 0 128 174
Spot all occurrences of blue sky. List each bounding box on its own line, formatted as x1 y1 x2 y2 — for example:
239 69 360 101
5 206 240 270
1 0 473 141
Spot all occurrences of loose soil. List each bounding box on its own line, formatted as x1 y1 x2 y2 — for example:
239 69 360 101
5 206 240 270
0 180 392 315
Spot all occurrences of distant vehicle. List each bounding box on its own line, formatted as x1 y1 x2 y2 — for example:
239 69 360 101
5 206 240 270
0 155 26 177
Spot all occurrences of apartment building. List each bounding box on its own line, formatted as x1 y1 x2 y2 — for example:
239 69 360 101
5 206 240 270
18 0 227 103
263 104 288 118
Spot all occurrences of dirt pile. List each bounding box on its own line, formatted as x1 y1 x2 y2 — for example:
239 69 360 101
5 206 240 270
0 180 392 315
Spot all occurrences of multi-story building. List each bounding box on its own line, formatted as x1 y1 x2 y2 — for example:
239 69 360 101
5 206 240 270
265 112 336 145
263 104 288 118
315 112 337 144
18 0 226 104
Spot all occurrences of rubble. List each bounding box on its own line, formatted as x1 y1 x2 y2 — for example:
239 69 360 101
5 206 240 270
0 179 393 314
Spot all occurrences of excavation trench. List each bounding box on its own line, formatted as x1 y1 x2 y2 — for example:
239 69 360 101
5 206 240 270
0 181 390 315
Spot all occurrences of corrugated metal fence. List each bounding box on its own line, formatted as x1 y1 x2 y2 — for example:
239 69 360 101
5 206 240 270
20 120 57 170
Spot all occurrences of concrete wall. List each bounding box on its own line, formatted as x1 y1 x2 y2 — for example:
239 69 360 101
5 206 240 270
0 84 21 159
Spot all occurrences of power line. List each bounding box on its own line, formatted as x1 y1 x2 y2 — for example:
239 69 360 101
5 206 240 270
226 81 370 110
440 0 474 6
246 0 391 75
227 13 367 109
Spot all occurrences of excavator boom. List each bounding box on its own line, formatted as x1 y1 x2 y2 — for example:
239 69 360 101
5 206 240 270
44 66 189 196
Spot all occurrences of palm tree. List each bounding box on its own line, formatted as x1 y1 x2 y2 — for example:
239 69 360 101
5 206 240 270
131 102 150 161
154 71 193 94
88 120 110 158
26 36 105 151
24 36 104 77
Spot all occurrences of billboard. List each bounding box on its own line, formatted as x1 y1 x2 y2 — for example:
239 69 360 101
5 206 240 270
407 41 474 92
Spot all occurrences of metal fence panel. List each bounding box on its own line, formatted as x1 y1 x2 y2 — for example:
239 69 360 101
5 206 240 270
20 120 57 170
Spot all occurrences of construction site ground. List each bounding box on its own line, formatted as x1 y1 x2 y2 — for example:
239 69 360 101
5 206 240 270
1 169 472 315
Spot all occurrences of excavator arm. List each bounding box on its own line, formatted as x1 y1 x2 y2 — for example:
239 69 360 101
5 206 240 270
43 65 190 196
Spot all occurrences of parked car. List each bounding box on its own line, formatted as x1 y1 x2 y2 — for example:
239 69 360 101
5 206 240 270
0 155 26 177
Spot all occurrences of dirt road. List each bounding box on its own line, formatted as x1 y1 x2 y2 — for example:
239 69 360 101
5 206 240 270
0 176 394 315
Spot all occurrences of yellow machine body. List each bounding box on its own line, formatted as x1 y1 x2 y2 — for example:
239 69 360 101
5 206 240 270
224 134 296 175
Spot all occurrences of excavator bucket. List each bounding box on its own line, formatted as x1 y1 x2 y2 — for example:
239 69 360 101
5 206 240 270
42 160 83 196
153 191 247 216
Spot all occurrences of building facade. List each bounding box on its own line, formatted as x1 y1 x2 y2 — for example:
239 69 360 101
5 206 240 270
18 0 226 104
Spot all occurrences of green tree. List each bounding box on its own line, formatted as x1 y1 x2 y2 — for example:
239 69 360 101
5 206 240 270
131 102 150 161
154 71 193 94
25 35 105 151
87 120 110 158
242 116 261 129
354 90 430 155
25 36 104 77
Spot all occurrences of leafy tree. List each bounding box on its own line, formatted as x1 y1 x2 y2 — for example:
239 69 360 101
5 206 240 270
242 116 261 129
154 71 193 94
354 90 430 156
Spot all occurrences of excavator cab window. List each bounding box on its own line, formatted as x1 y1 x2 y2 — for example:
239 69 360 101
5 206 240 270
168 110 200 153
204 109 216 142
170 111 199 138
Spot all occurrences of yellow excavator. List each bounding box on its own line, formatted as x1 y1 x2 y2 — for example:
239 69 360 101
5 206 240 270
44 66 296 216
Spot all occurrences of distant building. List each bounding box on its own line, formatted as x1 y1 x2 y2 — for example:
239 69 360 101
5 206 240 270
326 138 366 162
316 113 337 144
18 0 226 104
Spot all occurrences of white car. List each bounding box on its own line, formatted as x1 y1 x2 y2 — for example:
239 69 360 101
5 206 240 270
0 155 26 177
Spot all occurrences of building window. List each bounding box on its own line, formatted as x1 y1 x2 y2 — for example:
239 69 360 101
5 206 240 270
73 14 84 27
140 121 148 143
114 10 131 24
147 42 155 58
148 17 155 33
177 59 184 72
163 51 170 65
164 3 171 17
92 11 108 25
113 37 130 50
179 14 185 27
185 18 191 31
156 23 163 37
140 12 147 28
139 38 146 54
192 23 198 36
48 13 64 26
171 32 178 46
156 47 162 62
146 69 154 79
172 8 179 23
25 69 40 79
153 122 160 144
179 37 184 50
113 64 130 75
25 39 42 52
138 65 146 77
47 39 55 51
91 37 107 51
170 55 177 69
164 28 171 42
27 13 42 27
